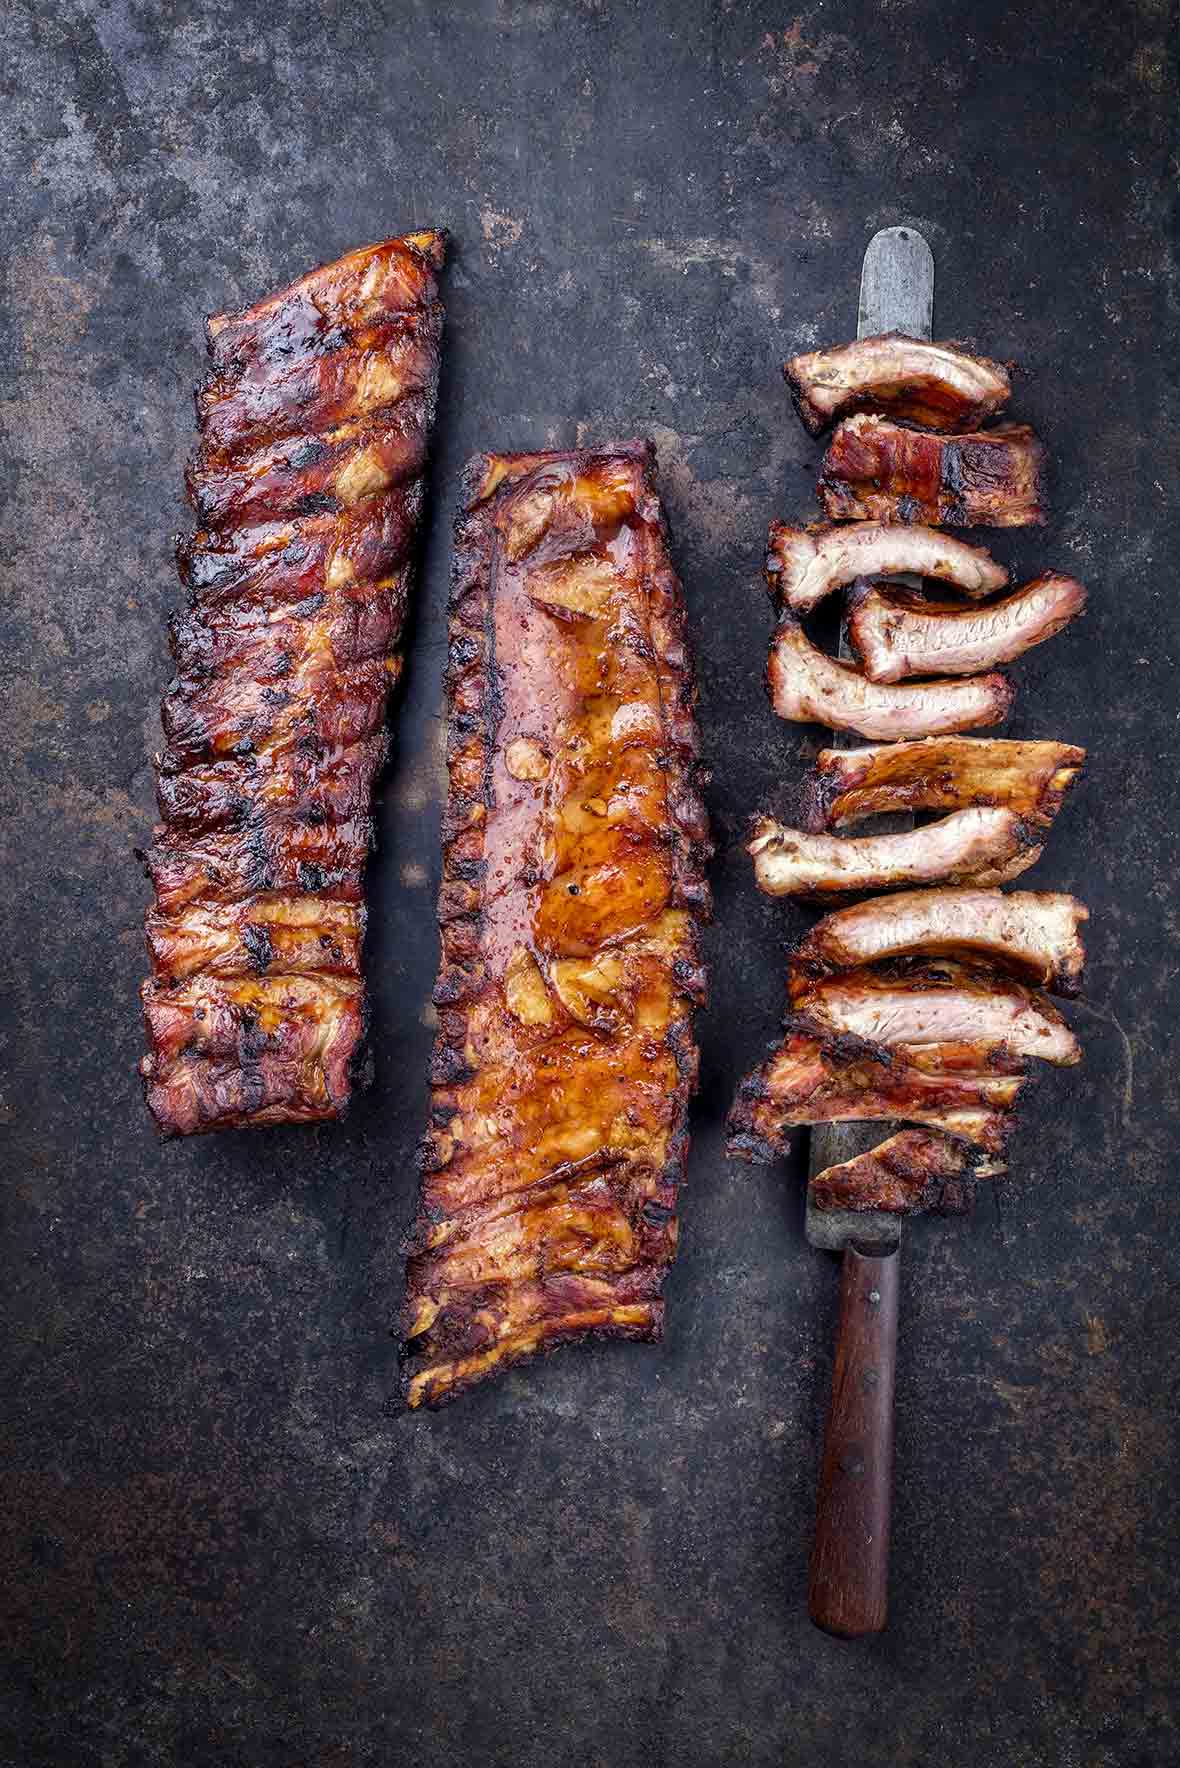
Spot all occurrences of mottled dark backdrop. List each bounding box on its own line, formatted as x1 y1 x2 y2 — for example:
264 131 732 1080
2 1 1177 1763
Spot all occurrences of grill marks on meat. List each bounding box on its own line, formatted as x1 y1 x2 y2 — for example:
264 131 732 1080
799 736 1085 831
749 808 1044 900
810 1131 1003 1215
819 416 1047 528
784 334 1011 436
140 230 446 1136
402 444 711 1408
848 572 1087 683
767 617 1012 740
766 519 1008 616
789 960 1082 1066
795 889 1088 996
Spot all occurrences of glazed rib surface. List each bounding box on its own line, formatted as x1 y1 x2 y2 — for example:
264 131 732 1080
140 230 446 1135
819 415 1046 527
402 444 711 1408
799 736 1085 831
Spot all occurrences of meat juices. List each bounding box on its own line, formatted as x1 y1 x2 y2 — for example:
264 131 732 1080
402 444 711 1408
140 231 446 1135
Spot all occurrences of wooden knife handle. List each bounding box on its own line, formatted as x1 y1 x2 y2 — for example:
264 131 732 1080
808 1242 900 1638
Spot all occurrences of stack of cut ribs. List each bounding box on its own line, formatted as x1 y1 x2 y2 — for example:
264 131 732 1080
728 334 1089 1215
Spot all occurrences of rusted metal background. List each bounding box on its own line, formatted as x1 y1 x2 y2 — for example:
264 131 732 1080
2 2 1177 1763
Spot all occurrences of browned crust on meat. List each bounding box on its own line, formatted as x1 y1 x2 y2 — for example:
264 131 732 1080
784 333 1012 437
401 443 711 1408
810 1129 1001 1215
726 1032 1020 1161
799 736 1085 833
819 416 1047 528
139 230 446 1136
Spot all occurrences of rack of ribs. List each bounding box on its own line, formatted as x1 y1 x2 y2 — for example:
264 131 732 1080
140 230 446 1135
402 443 711 1407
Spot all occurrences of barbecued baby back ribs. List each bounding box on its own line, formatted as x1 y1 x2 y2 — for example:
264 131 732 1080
819 416 1046 528
402 444 711 1407
140 231 446 1135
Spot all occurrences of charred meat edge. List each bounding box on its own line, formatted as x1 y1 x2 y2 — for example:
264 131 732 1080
400 442 711 1409
784 333 1011 437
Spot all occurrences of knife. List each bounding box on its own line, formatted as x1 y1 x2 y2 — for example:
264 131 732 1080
806 225 934 1639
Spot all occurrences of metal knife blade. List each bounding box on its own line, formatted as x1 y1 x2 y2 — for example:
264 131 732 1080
805 225 934 1255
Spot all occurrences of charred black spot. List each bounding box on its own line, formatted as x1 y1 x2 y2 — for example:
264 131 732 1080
298 862 327 891
292 592 328 617
240 922 275 973
296 492 340 516
290 439 330 469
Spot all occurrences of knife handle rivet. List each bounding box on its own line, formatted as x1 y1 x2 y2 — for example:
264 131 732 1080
862 1368 880 1390
839 1448 866 1478
868 1289 881 1305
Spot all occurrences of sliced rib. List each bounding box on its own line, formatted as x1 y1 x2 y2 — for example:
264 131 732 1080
401 443 711 1408
800 736 1085 831
848 572 1087 682
819 415 1047 527
768 617 1013 740
140 230 446 1136
749 809 1042 899
795 889 1088 996
766 519 1008 616
809 1130 1004 1215
727 1032 1021 1158
784 333 1011 436
789 961 1082 1066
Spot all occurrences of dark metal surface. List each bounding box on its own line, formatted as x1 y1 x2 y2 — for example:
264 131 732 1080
2 2 1177 1763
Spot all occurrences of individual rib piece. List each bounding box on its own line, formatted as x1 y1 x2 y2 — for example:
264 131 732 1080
766 519 1008 616
810 1130 1004 1215
768 617 1013 739
819 415 1047 527
799 736 1085 831
794 889 1088 996
789 961 1082 1066
784 334 1011 436
749 809 1043 899
848 572 1087 683
140 230 446 1136
402 443 711 1409
727 1032 1021 1157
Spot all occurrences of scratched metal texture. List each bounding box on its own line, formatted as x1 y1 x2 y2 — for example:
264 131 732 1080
1 2 1177 1764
